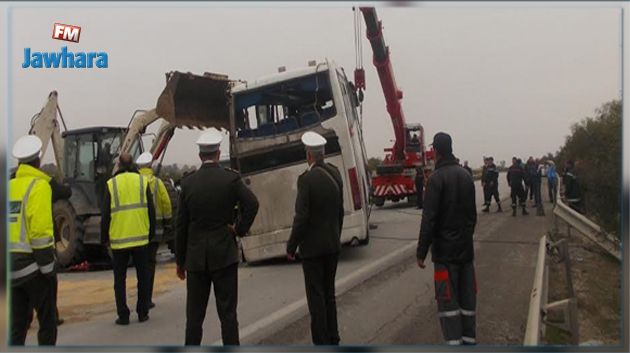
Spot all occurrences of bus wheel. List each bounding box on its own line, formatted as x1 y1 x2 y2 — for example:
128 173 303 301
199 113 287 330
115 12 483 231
374 197 385 207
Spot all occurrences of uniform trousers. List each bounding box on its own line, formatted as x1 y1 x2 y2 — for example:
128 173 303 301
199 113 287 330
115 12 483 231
112 245 151 320
11 273 57 345
510 184 527 209
185 263 239 346
483 184 500 206
433 262 477 345
147 241 160 305
302 253 340 345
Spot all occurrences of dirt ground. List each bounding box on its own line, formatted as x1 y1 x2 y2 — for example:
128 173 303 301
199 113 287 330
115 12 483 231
546 227 621 345
57 262 181 324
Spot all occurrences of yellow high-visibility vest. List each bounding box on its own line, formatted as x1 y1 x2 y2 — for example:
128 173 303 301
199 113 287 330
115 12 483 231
107 172 150 250
9 164 55 279
139 167 173 222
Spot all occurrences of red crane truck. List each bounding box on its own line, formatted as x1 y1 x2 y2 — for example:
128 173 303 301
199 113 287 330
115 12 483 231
354 7 434 207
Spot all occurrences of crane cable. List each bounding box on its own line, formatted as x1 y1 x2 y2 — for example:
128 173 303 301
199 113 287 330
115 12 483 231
353 7 364 126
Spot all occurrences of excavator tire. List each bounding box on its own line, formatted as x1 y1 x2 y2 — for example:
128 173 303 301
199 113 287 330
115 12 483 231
53 200 85 267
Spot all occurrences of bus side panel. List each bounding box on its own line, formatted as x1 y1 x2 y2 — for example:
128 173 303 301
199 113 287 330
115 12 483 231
240 154 365 262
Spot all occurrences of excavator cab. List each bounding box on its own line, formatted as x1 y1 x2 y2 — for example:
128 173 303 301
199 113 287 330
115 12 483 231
55 126 143 265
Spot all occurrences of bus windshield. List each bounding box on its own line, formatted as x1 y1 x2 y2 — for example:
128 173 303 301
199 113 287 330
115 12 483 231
234 71 336 138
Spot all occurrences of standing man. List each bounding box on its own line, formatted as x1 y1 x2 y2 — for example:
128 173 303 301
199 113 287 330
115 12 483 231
9 135 57 346
136 152 173 309
482 157 502 213
14 162 71 330
417 132 477 345
101 153 155 325
507 157 529 217
546 161 558 203
287 131 345 346
525 157 537 202
176 128 259 346
415 166 424 210
562 160 583 213
463 161 473 176
480 157 488 191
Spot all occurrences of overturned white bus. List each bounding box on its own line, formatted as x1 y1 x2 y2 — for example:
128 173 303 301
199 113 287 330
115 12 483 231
158 61 371 262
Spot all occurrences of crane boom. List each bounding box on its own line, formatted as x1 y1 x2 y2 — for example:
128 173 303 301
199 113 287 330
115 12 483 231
360 7 407 163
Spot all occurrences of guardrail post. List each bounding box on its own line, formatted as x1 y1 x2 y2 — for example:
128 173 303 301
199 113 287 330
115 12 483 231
524 235 548 345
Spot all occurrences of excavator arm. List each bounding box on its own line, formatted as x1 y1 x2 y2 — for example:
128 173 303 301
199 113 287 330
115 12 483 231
28 91 66 179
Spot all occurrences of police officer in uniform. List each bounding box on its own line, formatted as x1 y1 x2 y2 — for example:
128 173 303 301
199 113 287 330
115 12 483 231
176 128 259 346
101 153 155 325
287 131 345 345
506 157 529 217
417 132 477 345
136 152 173 309
9 135 57 345
481 157 502 213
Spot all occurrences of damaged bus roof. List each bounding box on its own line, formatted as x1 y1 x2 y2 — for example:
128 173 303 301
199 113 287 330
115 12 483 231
232 61 332 94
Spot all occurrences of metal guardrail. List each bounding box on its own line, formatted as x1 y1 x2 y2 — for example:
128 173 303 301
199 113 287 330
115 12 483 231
524 235 579 346
524 235 549 345
554 179 621 261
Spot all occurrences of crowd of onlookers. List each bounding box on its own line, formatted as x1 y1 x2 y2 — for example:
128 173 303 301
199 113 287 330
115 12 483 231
476 156 582 216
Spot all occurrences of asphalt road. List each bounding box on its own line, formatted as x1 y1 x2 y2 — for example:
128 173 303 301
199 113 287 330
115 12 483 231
262 182 554 346
28 174 511 346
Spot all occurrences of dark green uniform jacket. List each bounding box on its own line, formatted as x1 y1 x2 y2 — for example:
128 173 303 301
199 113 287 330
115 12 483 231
176 162 259 272
287 160 344 259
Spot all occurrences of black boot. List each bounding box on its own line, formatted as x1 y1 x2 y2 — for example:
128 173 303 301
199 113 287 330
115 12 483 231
497 204 503 213
512 208 517 217
482 205 489 213
522 207 529 215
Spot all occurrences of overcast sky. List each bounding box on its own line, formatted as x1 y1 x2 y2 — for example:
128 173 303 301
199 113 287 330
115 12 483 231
4 3 622 169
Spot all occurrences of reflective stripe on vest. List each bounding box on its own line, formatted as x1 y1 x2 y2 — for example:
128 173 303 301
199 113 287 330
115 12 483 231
152 178 166 221
111 175 146 213
9 179 38 254
108 173 150 250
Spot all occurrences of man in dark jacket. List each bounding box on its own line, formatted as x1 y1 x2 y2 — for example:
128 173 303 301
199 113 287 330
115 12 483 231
525 157 537 202
287 131 344 345
562 160 583 213
481 157 502 212
101 153 156 325
417 132 477 345
463 161 473 176
176 128 259 346
506 157 529 217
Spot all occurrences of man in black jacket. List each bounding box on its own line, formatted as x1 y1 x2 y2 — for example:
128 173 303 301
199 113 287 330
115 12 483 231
417 132 477 345
506 157 529 217
101 153 156 325
481 157 502 213
176 128 259 346
287 131 344 345
562 160 583 213
463 161 473 176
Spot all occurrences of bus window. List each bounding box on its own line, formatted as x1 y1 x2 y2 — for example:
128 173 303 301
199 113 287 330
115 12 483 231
234 72 336 138
238 134 341 175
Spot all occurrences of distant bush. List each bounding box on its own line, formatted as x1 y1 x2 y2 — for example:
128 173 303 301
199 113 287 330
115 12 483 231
555 100 621 237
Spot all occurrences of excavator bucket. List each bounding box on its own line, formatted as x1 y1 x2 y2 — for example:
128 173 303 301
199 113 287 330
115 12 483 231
156 71 232 130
